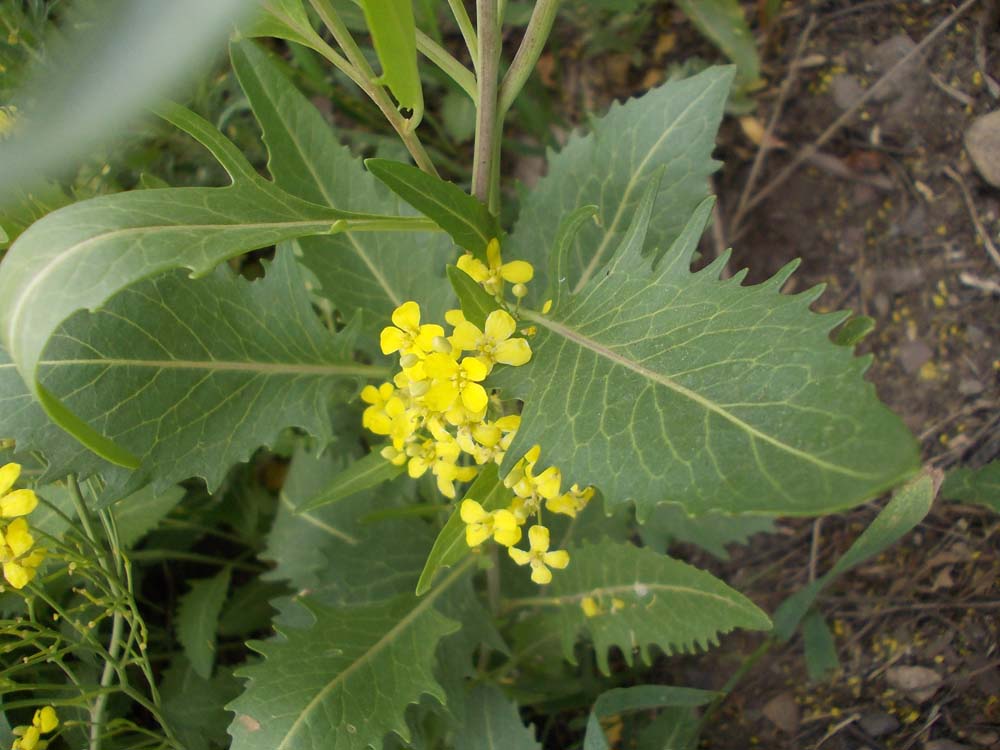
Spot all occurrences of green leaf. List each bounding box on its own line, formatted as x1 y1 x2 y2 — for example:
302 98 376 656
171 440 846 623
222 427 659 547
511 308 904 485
832 315 876 347
297 451 404 512
941 461 999 512
773 472 936 640
674 0 760 87
640 503 774 561
161 656 241 750
0 101 426 466
228 576 466 750
230 39 455 344
506 67 732 296
36 251 379 494
416 464 512 595
177 567 232 679
265 445 433 604
584 685 717 750
447 265 497 329
637 707 700 750
495 183 920 517
112 485 186 547
359 0 424 126
241 0 327 53
366 158 499 259
511 540 771 674
802 612 839 682
453 685 540 750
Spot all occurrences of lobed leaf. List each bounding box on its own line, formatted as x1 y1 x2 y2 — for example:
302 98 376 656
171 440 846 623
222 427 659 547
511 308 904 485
583 685 717 750
0 100 426 466
674 0 760 87
506 67 732 296
35 251 379 494
509 540 771 675
359 0 424 126
941 461 999 512
228 579 466 750
495 180 919 518
230 39 456 348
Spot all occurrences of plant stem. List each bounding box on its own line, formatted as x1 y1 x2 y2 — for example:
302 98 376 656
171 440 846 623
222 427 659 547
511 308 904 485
89 608 124 750
309 0 439 175
498 0 560 117
416 29 478 102
447 0 480 71
471 0 501 205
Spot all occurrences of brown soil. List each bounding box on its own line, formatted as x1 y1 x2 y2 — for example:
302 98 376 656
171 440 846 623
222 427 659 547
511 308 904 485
536 1 1000 748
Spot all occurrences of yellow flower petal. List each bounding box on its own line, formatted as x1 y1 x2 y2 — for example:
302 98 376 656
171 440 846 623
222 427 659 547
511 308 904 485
414 324 445 351
500 260 534 283
3 561 31 590
391 301 421 331
530 564 552 585
484 309 517 341
0 463 20 496
457 253 489 283
34 707 58 733
451 321 482 350
508 547 531 566
423 352 458 380
543 550 569 569
460 499 488 523
460 357 488 382
445 308 466 327
486 238 502 268
460 382 489 413
493 524 522 547
546 494 577 517
465 523 491 547
527 524 550 552
4 518 34 556
425 382 458 412
407 457 430 479
493 338 532 366
0 489 37 518
380 326 406 354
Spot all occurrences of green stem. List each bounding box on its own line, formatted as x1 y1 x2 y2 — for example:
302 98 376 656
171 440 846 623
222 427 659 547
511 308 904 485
416 30 478 102
310 0 439 175
498 0 561 117
471 0 501 205
447 0 480 71
89 609 124 750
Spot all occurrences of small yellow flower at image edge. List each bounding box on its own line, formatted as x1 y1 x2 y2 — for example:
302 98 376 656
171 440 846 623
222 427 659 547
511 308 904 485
0 463 46 590
358 240 595 585
12 706 59 750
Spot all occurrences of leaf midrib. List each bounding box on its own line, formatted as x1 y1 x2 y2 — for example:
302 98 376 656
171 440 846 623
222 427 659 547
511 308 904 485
32 357 387 378
275 558 471 750
521 308 878 481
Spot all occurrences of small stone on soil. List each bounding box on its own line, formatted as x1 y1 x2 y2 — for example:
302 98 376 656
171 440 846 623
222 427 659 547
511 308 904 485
832 74 865 110
867 34 924 102
899 340 934 374
761 691 799 734
886 664 943 702
859 709 900 737
965 111 1000 188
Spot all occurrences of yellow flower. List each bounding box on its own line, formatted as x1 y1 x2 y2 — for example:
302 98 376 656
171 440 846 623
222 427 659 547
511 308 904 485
360 383 397 434
380 445 408 466
456 239 534 297
581 596 601 617
0 518 44 589
0 106 17 140
460 499 521 547
467 415 520 465
508 525 569 584
12 706 58 750
434 461 478 499
380 301 445 356
0 464 37 518
422 353 489 414
450 309 532 371
504 446 562 522
403 421 476 498
546 483 595 518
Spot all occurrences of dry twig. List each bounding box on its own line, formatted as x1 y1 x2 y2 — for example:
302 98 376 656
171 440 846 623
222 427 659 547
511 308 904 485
943 165 1000 270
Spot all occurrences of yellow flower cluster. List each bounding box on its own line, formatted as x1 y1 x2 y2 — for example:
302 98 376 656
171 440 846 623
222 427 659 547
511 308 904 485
0 463 45 590
360 240 596 585
12 706 58 750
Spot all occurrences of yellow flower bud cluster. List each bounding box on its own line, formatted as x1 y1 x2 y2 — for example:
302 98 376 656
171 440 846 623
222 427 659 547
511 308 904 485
0 463 46 590
12 706 58 750
360 240 595 584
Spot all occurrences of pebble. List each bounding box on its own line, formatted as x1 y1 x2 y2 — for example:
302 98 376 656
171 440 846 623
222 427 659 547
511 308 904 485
832 74 865 110
899 340 934 375
859 710 900 737
965 111 1000 188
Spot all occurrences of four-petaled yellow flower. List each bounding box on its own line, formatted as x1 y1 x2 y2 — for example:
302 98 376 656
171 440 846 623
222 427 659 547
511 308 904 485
423 353 489 414
457 238 534 297
0 464 44 590
460 499 521 547
380 300 445 356
450 309 532 372
547 483 595 518
0 463 37 518
508 525 569 585
505 445 562 522
12 706 58 750
466 414 520 465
